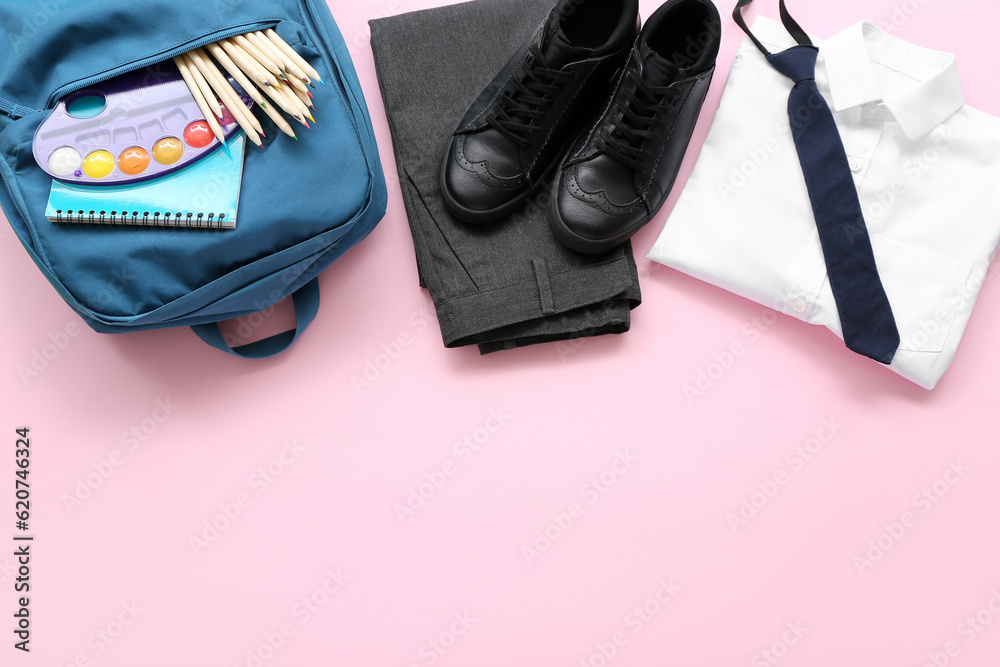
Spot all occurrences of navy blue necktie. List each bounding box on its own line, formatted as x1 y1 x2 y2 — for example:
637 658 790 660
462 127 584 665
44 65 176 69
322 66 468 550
734 0 900 365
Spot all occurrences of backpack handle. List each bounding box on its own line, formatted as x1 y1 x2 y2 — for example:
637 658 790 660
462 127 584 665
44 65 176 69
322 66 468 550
190 278 320 359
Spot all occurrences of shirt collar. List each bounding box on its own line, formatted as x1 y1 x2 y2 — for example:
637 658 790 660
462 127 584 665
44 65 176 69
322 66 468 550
750 17 965 141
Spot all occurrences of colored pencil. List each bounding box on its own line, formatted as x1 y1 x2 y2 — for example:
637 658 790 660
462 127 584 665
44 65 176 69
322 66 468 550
173 55 228 147
205 42 269 109
226 39 281 89
246 31 289 74
182 53 223 119
219 38 273 88
233 34 282 78
255 31 309 84
188 48 264 148
264 29 323 84
172 31 320 147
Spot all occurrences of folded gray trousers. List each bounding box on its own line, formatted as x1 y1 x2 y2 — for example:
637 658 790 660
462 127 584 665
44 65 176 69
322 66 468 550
369 0 641 353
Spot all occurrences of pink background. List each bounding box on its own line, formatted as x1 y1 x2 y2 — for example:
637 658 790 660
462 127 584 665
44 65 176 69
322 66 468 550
3 0 1000 665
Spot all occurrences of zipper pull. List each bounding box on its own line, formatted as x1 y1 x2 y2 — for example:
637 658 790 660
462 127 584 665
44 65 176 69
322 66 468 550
0 98 39 120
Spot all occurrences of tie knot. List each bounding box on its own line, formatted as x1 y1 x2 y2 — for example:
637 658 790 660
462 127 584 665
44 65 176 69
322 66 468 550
766 45 818 84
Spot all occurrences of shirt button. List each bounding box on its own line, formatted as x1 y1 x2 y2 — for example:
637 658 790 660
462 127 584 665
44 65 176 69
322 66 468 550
790 297 808 313
848 157 864 173
862 104 892 123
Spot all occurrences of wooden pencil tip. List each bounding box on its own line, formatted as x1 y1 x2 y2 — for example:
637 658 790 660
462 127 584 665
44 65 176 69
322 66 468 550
307 115 316 123
317 77 326 85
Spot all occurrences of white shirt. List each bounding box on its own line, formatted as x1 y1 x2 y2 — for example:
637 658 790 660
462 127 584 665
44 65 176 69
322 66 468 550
648 17 1000 390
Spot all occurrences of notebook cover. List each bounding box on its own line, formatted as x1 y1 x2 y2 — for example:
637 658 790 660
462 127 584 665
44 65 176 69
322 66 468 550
45 132 246 229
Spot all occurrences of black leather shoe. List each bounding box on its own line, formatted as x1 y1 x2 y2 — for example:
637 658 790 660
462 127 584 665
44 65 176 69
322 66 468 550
550 0 721 254
441 0 640 225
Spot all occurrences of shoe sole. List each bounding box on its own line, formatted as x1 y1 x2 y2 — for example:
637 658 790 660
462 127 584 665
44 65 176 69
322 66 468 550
439 147 568 225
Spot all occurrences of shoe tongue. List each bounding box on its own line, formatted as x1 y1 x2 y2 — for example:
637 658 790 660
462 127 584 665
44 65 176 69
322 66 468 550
542 27 595 69
639 43 680 87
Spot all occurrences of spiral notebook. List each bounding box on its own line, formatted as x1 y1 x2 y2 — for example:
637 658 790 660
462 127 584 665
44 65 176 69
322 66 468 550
45 132 246 230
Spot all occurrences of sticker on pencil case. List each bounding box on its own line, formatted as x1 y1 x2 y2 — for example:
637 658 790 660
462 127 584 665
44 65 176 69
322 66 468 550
32 62 254 186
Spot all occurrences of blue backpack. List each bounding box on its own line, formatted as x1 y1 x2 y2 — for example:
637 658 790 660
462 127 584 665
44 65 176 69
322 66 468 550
0 0 387 358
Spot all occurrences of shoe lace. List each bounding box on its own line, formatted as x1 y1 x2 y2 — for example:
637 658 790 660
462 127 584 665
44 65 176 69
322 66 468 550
486 45 576 146
597 71 683 171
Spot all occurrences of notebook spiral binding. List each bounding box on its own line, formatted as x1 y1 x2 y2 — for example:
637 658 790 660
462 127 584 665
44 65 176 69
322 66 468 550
53 209 229 228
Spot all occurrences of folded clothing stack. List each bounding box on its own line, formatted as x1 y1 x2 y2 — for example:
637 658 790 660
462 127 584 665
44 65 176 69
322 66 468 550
370 0 642 354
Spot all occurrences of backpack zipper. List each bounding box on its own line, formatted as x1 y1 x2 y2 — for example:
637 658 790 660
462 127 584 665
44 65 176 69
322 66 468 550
42 19 280 110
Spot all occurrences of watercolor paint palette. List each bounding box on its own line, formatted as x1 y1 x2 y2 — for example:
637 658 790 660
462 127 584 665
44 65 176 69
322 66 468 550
32 63 253 186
